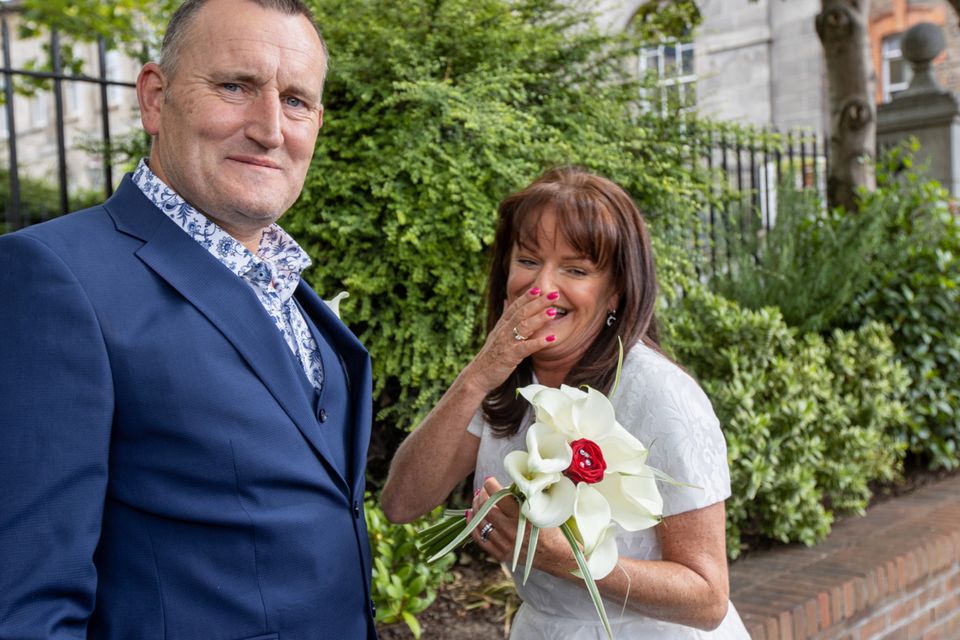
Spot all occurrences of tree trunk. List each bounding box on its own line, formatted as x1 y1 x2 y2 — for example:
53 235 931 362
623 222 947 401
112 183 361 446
948 1 960 26
816 0 876 212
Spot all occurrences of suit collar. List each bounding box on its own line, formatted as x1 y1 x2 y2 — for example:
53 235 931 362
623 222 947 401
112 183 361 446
104 175 356 492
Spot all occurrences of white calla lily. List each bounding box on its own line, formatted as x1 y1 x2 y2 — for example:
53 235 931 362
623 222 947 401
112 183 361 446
504 451 558 498
596 426 650 475
519 385 575 435
522 476 577 529
570 386 618 441
584 523 619 579
573 483 612 553
595 473 663 532
525 422 573 474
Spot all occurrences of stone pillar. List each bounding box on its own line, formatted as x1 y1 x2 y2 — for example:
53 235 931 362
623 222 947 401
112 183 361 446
877 22 960 197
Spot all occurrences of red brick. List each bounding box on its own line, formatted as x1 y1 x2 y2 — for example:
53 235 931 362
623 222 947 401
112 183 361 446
792 603 806 639
844 581 856 616
779 610 793 640
818 591 831 630
935 590 960 620
857 613 888 639
890 599 916 625
907 609 934 638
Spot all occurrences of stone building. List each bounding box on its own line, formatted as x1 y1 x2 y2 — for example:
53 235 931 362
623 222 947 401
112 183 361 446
601 0 960 136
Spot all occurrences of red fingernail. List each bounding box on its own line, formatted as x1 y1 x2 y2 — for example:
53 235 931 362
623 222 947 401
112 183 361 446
546 335 556 342
547 291 559 300
484 475 494 482
474 486 482 497
546 308 557 317
529 287 541 296
465 509 472 521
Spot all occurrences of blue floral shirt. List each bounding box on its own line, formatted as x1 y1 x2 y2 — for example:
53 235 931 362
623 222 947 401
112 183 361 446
133 159 323 390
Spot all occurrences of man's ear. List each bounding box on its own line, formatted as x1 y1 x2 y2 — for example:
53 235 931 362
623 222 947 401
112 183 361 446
137 62 166 136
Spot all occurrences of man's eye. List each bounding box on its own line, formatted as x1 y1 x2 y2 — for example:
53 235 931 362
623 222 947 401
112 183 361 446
223 83 241 92
284 96 304 108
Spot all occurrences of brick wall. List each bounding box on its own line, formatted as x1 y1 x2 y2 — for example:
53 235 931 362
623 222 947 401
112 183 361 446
729 475 960 640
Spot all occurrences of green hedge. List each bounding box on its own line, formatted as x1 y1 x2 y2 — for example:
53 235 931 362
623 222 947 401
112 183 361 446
290 0 712 433
664 287 909 557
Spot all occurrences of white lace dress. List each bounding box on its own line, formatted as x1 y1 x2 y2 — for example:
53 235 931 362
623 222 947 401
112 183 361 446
467 343 750 639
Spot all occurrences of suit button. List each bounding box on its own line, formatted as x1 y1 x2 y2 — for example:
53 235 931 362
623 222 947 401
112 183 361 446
353 501 361 518
318 408 327 423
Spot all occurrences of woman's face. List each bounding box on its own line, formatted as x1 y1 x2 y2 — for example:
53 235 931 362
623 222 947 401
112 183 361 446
505 208 619 373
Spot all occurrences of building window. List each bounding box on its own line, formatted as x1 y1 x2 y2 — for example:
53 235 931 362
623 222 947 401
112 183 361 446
30 92 49 129
882 34 912 102
65 80 82 118
639 41 696 112
106 50 123 105
0 80 7 140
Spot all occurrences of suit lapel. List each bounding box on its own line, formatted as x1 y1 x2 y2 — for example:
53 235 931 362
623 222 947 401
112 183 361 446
295 282 372 494
104 179 348 490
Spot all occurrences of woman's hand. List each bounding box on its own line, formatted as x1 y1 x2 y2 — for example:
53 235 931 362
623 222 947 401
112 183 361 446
461 288 560 394
469 477 575 575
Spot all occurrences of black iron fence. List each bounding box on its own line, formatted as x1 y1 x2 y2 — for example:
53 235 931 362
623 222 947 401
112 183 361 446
0 13 829 262
690 126 828 278
1 13 137 232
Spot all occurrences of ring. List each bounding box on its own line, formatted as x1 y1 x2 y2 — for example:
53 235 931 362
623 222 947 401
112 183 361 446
512 326 528 341
479 521 494 542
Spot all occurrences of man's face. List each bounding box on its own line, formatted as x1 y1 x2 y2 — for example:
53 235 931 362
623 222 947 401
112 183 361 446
140 0 326 243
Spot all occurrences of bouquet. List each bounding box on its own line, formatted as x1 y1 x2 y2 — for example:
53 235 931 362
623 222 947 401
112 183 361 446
418 345 685 638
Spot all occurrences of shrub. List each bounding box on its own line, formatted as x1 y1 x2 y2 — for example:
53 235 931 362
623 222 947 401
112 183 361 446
288 0 713 435
366 495 455 638
0 168 102 233
711 142 960 470
711 178 892 333
843 148 960 469
664 287 908 557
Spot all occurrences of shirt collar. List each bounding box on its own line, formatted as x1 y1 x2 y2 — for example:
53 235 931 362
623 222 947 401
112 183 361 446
131 159 312 299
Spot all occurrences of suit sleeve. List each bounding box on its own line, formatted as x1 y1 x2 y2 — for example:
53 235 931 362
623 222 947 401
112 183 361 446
0 233 113 638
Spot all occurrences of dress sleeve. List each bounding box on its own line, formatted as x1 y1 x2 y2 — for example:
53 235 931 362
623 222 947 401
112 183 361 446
0 233 113 638
613 348 731 517
466 408 486 438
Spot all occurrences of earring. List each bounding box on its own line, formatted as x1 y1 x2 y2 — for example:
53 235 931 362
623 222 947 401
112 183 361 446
606 310 617 327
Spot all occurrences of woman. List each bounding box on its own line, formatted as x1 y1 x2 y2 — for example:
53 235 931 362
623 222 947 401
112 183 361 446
381 167 749 639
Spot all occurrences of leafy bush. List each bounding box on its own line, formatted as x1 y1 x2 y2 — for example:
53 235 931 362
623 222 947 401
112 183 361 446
0 168 101 233
711 142 960 470
366 496 455 638
843 148 960 469
663 287 908 557
711 178 893 332
288 0 713 434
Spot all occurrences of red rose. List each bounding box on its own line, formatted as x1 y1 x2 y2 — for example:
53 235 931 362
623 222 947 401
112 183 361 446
564 438 607 484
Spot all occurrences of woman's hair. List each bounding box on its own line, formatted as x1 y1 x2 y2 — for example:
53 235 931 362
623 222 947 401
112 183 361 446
481 166 662 436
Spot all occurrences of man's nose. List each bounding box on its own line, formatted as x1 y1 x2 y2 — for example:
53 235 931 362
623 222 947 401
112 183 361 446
245 92 284 149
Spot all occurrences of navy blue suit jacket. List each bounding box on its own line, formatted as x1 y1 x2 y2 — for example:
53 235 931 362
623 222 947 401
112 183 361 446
0 178 377 640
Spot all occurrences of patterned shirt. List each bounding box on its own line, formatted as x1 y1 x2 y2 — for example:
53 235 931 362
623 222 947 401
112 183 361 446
133 159 323 390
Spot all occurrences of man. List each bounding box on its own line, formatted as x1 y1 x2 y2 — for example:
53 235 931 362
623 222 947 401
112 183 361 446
0 1 376 638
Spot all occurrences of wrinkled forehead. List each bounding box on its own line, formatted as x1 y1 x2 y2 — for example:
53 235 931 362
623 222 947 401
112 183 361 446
184 2 326 82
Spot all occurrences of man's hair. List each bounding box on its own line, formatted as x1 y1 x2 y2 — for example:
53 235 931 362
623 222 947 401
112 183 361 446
158 0 328 92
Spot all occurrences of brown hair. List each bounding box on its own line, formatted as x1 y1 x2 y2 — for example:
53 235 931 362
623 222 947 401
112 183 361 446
482 166 662 436
158 0 328 93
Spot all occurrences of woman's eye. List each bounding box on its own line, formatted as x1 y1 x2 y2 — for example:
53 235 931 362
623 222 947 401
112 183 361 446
567 267 588 277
